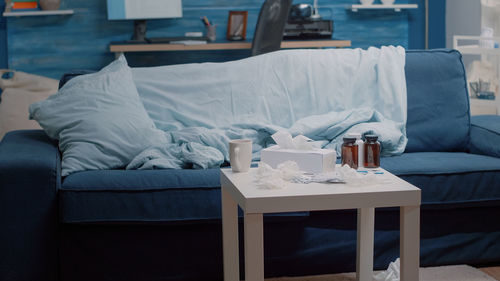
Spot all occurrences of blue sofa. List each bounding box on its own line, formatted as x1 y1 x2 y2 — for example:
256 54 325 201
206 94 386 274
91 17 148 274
1 49 500 281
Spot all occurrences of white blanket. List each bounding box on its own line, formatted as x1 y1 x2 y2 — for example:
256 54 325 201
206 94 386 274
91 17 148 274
128 46 408 169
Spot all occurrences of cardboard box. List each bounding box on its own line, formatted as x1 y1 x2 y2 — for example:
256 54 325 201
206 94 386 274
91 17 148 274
261 145 336 173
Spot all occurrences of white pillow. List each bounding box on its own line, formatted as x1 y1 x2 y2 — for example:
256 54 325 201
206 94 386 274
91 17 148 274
29 56 166 176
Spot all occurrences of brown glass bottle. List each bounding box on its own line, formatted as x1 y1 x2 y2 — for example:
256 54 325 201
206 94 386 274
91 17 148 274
341 137 358 169
364 134 380 168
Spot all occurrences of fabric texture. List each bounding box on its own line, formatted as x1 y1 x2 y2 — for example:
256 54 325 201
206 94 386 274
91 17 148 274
59 152 500 223
469 115 500 158
59 209 500 281
29 56 166 176
0 130 60 281
60 168 307 223
404 49 470 153
129 46 408 169
381 152 500 204
381 151 500 176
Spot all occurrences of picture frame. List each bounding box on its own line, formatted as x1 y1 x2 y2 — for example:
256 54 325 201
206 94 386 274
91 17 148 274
227 11 248 41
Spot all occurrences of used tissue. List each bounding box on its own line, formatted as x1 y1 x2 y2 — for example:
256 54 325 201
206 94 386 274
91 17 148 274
373 258 400 281
261 131 336 173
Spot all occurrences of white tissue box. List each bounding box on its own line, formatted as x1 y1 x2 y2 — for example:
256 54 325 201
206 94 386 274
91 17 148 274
261 145 336 173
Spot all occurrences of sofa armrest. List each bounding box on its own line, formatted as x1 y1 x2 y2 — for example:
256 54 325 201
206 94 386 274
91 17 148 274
0 130 60 281
469 115 500 158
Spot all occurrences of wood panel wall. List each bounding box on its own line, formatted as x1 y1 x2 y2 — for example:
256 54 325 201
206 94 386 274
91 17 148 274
5 0 414 79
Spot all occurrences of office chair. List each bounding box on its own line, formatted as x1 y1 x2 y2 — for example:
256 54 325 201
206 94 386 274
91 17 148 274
251 0 293 56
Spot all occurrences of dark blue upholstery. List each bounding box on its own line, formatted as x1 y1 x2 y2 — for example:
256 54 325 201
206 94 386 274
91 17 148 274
469 115 500 158
0 130 60 281
58 70 96 89
61 168 307 223
59 152 500 224
61 169 222 223
404 49 470 153
382 152 500 204
58 206 500 281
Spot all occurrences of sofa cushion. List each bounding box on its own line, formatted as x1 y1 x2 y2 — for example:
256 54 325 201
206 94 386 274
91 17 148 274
469 115 500 158
404 49 470 153
381 152 500 205
60 168 307 223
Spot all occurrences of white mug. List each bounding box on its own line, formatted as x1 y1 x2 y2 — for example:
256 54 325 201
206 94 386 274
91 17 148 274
229 139 252 172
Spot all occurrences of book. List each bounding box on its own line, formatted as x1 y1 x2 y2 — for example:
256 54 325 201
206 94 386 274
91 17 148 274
169 40 207 45
12 2 38 9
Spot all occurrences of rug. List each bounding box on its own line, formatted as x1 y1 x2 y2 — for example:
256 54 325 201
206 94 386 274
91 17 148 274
265 265 497 281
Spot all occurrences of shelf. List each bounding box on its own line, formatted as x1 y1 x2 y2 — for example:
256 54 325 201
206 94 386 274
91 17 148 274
3 9 74 17
470 97 499 105
110 40 352 53
455 45 500 56
349 4 418 12
453 36 500 56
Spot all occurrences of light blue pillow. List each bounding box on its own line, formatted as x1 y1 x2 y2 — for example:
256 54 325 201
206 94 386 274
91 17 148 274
29 56 166 176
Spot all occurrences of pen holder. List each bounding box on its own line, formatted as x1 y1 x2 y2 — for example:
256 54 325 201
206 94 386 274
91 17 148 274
206 25 216 42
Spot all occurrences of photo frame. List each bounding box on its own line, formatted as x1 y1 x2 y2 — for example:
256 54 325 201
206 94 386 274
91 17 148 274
227 11 248 41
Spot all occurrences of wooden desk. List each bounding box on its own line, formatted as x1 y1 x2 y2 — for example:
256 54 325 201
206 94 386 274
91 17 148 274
110 40 351 58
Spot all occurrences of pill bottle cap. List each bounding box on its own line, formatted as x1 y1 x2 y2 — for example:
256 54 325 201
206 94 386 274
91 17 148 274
343 137 357 143
345 133 361 140
365 134 379 142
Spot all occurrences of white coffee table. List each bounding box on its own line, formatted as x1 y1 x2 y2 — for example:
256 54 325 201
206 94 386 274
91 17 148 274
220 167 421 281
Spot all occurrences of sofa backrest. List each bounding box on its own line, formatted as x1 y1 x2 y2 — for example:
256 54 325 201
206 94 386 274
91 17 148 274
59 49 471 154
404 49 470 152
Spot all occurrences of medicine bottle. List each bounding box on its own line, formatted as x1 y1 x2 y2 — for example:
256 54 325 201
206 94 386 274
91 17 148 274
364 134 380 168
348 133 364 169
341 137 358 169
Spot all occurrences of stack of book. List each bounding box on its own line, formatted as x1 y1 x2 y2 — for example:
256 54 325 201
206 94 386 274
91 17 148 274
10 0 39 11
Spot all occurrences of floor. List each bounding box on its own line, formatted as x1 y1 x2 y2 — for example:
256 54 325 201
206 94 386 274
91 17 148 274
266 264 499 281
480 266 500 280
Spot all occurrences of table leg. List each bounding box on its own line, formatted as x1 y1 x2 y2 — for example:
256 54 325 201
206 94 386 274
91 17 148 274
400 205 420 281
244 213 264 281
356 207 375 281
222 188 240 281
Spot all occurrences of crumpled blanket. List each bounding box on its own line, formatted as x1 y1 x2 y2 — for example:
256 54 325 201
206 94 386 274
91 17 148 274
128 46 407 170
127 107 404 170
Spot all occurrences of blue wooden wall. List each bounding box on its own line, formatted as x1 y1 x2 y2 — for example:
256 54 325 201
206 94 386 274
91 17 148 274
4 0 419 79
0 1 7 68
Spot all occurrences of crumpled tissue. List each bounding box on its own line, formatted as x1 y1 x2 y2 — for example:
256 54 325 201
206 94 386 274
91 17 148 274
373 258 400 281
338 165 392 187
255 161 346 189
254 162 391 189
255 161 302 189
271 130 315 150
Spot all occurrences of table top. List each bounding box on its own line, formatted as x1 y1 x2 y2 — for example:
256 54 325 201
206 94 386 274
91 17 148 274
220 167 421 214
110 39 352 53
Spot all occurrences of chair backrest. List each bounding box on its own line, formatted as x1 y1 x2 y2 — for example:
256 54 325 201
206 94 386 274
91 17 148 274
251 0 292 56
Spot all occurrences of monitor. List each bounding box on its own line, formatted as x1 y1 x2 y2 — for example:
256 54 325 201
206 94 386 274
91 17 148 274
107 0 183 42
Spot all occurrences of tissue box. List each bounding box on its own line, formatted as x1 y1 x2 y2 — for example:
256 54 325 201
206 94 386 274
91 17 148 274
261 145 336 173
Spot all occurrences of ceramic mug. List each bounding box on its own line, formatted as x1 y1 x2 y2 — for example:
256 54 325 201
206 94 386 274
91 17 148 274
229 139 252 172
